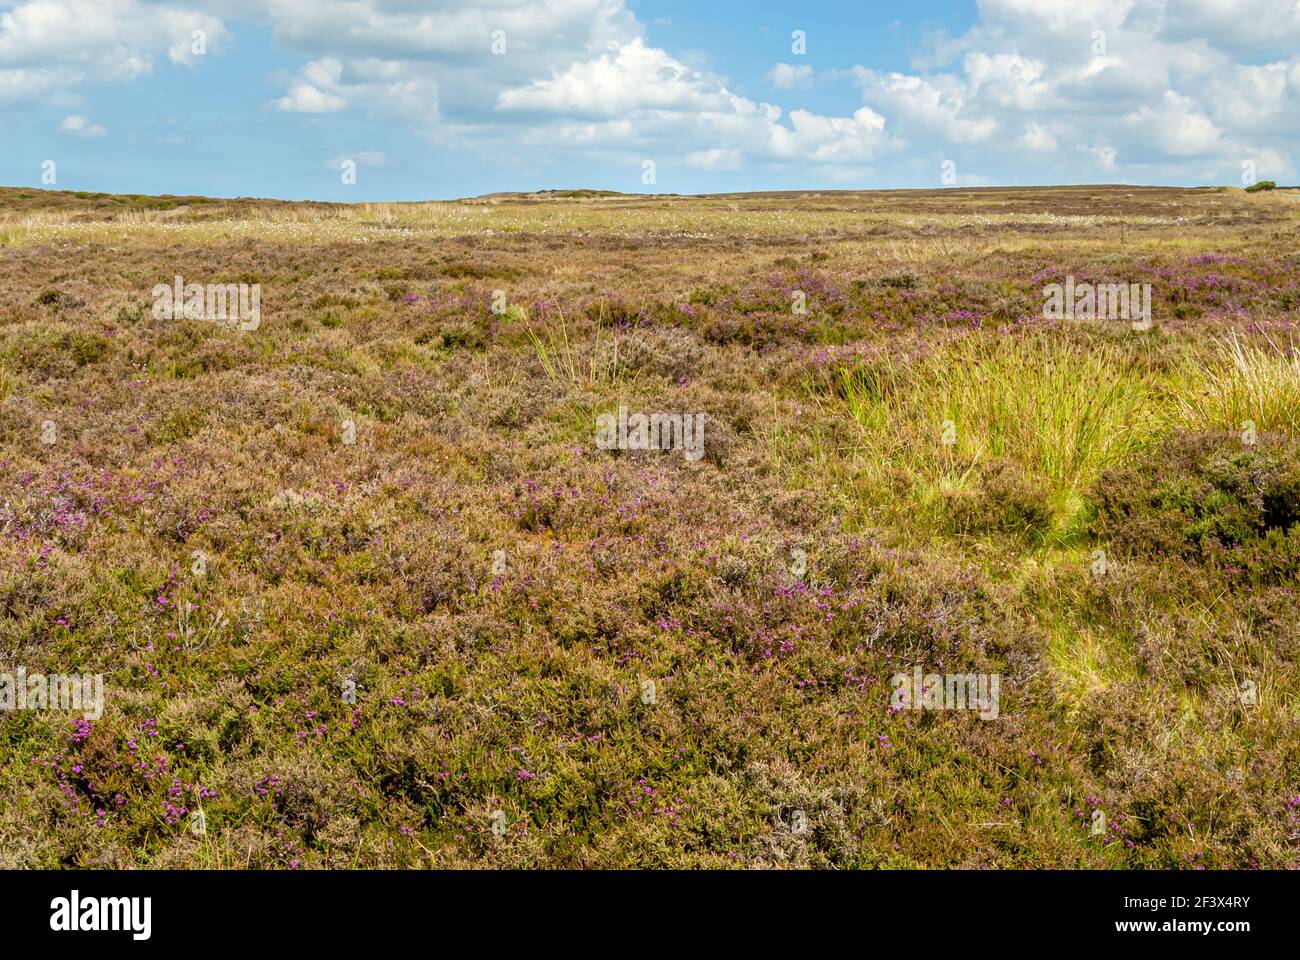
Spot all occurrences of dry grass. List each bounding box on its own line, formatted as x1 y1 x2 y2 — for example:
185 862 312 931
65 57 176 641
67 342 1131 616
1179 332 1300 436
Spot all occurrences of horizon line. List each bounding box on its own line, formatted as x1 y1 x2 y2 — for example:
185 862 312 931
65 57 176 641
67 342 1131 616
4 182 1281 207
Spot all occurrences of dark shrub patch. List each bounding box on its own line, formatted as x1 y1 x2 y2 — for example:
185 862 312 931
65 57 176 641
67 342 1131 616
945 459 1053 539
440 323 486 350
1090 431 1300 584
879 272 919 290
63 330 113 366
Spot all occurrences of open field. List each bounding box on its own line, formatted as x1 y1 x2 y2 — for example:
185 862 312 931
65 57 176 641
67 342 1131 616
1 184 1298 868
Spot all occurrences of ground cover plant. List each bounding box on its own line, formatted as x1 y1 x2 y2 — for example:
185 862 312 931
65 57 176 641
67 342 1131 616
0 183 1297 868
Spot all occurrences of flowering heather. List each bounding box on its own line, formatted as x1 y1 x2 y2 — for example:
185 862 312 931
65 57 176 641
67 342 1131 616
0 183 1298 869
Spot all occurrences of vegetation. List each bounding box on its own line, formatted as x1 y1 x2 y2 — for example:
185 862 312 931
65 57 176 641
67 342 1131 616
0 184 1297 868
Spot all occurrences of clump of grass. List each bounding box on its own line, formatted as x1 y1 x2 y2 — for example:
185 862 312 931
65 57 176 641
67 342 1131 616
836 334 1168 525
1177 332 1300 437
0 224 29 247
525 306 622 388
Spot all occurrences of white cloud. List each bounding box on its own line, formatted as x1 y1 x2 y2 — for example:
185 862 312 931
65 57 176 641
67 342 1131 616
977 0 1137 34
0 0 229 105
273 56 441 124
498 39 896 170
59 113 106 137
1020 121 1057 151
498 39 729 115
963 53 1053 110
1208 61 1292 130
273 59 349 113
1123 90 1223 156
0 65 76 104
768 62 813 89
256 0 639 128
854 69 997 142
1155 0 1300 55
844 0 1298 183
1089 142 1118 170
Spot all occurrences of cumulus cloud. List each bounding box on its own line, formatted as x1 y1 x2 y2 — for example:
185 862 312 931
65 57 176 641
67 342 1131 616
1123 90 1224 157
845 0 1299 183
211 2 895 172
272 59 349 113
1020 121 1058 152
256 0 640 129
272 56 443 127
1089 142 1118 171
768 62 813 89
0 0 228 104
498 39 730 115
498 39 896 170
853 68 997 143
1156 0 1300 55
59 113 105 137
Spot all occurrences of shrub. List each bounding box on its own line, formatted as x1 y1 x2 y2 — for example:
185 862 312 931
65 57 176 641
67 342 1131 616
944 459 1054 538
1090 431 1300 584
879 271 919 289
440 323 486 351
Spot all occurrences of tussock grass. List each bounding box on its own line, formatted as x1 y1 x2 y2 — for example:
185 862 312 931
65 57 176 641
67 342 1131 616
525 306 628 389
1177 332 1300 436
1047 621 1137 713
835 334 1169 526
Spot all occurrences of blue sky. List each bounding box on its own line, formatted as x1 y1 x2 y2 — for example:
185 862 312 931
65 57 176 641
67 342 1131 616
2 0 1297 200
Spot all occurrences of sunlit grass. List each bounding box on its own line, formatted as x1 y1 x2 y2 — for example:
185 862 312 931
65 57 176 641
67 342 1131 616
523 306 627 389
1047 621 1137 713
834 334 1171 520
1177 332 1300 437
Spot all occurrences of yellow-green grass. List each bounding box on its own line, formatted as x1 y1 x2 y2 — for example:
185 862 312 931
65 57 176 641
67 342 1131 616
1178 332 1300 437
832 333 1173 529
